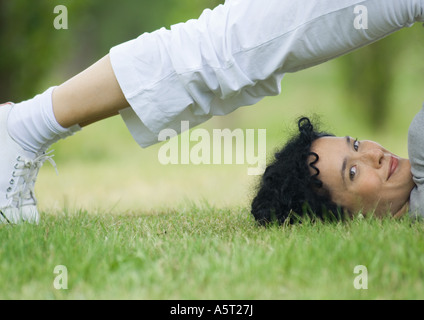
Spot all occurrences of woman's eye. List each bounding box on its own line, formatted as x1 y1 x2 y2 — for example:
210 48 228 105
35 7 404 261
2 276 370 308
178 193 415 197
349 166 357 180
354 139 360 151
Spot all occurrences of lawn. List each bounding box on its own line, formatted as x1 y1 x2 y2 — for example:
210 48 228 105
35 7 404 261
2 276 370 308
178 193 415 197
1 206 423 300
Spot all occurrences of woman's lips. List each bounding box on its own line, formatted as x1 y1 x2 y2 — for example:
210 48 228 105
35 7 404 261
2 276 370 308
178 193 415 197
388 156 399 180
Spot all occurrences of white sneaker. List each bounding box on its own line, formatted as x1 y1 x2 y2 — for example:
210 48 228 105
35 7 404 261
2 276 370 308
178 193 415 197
0 103 56 224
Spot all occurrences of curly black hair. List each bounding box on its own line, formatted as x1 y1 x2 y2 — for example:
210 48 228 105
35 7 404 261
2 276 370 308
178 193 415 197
251 117 345 225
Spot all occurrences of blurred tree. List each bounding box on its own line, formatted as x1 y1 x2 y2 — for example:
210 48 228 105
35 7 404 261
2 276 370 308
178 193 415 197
336 38 396 129
336 25 424 130
0 0 223 102
0 0 87 101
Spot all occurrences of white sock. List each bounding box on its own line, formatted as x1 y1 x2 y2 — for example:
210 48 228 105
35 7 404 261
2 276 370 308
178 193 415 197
7 87 81 154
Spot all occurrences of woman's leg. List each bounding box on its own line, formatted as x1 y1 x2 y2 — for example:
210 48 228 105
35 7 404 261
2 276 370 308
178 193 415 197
52 54 129 128
1 0 423 224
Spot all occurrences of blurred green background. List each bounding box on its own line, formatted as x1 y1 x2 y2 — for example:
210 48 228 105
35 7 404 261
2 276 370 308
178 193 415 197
1 0 423 214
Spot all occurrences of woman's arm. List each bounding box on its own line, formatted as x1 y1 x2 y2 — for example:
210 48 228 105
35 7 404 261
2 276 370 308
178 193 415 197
408 105 424 217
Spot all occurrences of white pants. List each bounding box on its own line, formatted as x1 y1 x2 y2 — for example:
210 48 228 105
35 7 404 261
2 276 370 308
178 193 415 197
110 0 424 148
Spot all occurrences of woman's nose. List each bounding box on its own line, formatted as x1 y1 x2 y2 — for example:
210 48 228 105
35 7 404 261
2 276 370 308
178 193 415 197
362 148 384 168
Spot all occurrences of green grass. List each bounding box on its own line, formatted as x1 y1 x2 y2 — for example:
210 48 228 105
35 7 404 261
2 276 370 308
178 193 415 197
1 205 424 300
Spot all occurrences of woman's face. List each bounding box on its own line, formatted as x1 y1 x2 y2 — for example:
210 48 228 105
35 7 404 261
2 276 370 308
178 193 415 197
310 136 415 217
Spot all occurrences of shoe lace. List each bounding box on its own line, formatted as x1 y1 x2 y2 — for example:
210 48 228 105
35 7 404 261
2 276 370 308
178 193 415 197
6 150 57 207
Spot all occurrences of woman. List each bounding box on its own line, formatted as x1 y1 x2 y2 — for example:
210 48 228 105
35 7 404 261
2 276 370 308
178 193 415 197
1 0 424 224
251 116 420 225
